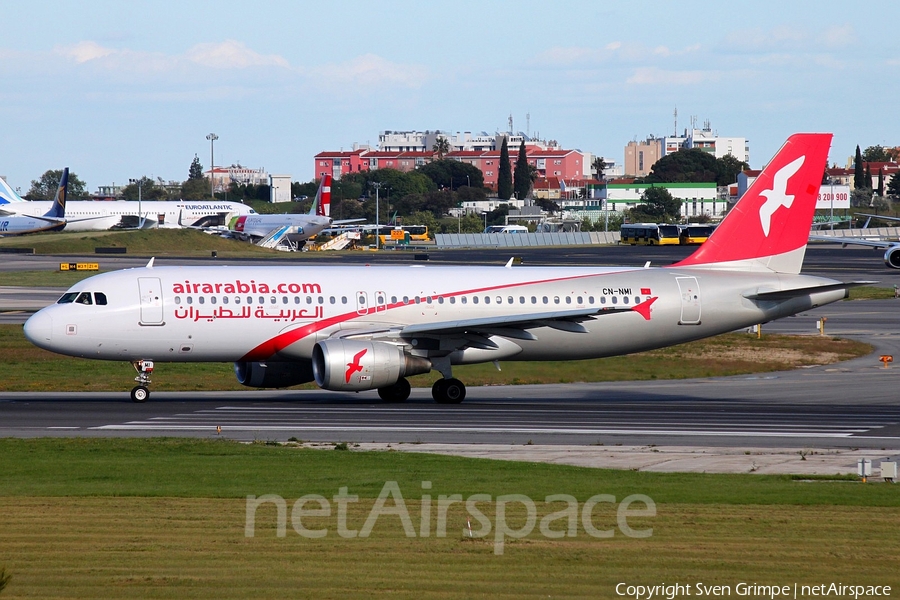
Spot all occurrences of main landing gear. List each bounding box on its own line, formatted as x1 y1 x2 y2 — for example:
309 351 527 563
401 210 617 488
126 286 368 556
375 376 467 404
131 359 154 403
432 378 466 404
377 377 411 402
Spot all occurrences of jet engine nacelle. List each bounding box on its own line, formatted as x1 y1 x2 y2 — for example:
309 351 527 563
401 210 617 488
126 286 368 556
233 360 315 388
312 339 431 391
884 246 900 269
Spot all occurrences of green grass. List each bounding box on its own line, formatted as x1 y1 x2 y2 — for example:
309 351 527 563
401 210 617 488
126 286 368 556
0 438 893 504
0 439 898 599
847 285 898 300
0 325 871 392
0 228 283 257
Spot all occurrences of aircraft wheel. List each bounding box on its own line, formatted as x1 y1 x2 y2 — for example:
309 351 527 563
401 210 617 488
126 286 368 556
131 385 150 403
433 378 465 404
378 378 410 403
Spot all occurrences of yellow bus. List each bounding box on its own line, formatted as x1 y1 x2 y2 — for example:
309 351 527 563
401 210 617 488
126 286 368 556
679 224 714 245
377 225 429 245
619 223 681 246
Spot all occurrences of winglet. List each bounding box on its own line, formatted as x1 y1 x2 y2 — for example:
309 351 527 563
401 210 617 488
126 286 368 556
146 257 155 268
671 133 832 274
505 257 515 268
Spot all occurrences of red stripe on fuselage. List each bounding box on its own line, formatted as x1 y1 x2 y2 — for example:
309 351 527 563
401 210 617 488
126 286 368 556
238 269 637 361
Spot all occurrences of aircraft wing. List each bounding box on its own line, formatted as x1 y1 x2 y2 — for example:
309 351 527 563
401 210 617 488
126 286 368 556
331 299 657 345
331 218 366 225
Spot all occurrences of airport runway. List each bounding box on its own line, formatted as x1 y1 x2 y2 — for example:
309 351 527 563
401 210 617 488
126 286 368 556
1 244 899 451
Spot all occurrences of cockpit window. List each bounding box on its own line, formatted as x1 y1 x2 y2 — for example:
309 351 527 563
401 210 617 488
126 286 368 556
94 292 108 305
76 292 93 305
57 292 79 304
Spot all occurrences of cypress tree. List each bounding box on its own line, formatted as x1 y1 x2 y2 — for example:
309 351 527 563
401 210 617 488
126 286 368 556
853 145 865 189
513 140 531 200
865 163 872 190
497 137 512 200
878 168 885 197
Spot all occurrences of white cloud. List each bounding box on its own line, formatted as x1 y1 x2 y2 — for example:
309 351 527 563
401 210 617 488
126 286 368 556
55 41 116 63
313 53 428 88
626 67 714 86
185 40 290 69
822 25 856 48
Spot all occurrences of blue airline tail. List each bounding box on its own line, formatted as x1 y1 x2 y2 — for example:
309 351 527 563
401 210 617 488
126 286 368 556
0 174 26 204
46 168 69 219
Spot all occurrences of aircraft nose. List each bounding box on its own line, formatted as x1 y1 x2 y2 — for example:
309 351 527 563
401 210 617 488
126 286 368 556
23 310 52 348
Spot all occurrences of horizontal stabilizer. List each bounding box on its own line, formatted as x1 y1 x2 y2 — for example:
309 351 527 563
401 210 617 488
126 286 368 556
743 281 877 301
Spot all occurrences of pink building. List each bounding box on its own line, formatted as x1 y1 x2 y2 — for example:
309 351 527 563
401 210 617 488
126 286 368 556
314 145 587 192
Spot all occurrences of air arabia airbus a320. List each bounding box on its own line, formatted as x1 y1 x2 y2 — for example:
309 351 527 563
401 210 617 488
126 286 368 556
25 134 866 403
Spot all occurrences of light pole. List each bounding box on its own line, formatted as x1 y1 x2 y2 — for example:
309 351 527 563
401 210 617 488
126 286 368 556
371 182 382 250
206 133 218 199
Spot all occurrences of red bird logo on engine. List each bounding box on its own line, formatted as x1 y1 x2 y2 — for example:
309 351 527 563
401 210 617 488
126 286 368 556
345 349 367 383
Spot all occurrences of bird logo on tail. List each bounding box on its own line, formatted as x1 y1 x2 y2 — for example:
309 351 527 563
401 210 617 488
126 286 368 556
758 155 805 237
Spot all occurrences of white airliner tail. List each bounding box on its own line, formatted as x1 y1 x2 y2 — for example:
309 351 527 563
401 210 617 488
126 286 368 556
672 133 832 274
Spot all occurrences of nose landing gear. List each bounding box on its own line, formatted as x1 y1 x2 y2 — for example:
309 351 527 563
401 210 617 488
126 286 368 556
131 359 154 403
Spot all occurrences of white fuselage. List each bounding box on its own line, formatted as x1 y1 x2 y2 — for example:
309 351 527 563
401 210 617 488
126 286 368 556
24 264 845 365
1 201 256 231
229 214 331 242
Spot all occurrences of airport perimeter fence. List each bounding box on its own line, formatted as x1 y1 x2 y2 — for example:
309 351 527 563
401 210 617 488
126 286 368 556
435 231 620 248
811 228 900 240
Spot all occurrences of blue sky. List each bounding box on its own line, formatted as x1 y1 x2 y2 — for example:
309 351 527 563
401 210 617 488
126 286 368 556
1 0 897 193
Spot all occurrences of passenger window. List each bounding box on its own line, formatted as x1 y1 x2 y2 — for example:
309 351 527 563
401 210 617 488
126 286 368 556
76 292 93 305
222 296 229 305
542 296 549 304
210 296 217 305
473 297 479 304
589 296 595 304
94 292 108 305
450 297 456 304
198 296 205 305
187 297 193 305
173 296 181 305
461 297 467 305
484 296 490 304
565 297 572 304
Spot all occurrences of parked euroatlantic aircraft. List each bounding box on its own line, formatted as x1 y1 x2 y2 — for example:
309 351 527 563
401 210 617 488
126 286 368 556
227 174 361 246
0 176 256 232
0 168 68 236
25 134 865 403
